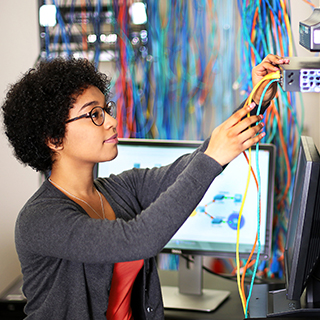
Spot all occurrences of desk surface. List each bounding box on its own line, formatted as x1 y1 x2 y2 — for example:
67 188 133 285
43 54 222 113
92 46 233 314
158 269 320 320
159 269 245 320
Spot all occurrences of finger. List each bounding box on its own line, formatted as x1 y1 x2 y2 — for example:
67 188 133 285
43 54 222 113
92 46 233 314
217 102 255 132
233 114 264 135
240 121 264 140
263 54 290 65
256 55 290 76
256 61 280 74
242 131 266 150
225 102 256 128
234 124 265 152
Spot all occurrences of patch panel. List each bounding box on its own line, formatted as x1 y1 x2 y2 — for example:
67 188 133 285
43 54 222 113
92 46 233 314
279 56 320 92
300 69 320 92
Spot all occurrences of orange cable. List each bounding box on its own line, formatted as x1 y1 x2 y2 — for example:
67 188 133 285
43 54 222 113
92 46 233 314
302 0 316 7
271 103 292 209
81 0 88 52
250 7 259 66
240 150 261 304
277 9 285 57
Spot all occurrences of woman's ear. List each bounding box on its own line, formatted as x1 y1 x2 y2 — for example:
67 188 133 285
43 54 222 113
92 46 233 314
46 137 64 151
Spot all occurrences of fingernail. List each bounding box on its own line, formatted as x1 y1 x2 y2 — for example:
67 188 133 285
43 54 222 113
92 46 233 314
248 102 255 110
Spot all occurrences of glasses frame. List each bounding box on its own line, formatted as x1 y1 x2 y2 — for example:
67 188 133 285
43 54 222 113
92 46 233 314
66 101 116 126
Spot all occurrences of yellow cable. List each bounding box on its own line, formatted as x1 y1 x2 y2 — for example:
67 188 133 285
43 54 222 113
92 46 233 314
236 147 252 313
236 70 281 315
247 70 281 107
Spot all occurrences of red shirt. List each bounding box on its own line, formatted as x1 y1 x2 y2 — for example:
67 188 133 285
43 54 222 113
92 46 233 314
106 259 144 320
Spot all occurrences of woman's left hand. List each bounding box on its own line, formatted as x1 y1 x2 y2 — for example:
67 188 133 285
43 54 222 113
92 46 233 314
252 54 290 106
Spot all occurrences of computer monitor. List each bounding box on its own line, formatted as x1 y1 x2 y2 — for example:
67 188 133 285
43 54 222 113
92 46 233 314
281 136 320 315
96 138 275 312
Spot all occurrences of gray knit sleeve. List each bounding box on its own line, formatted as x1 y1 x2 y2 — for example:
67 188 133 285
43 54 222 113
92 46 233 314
16 144 222 264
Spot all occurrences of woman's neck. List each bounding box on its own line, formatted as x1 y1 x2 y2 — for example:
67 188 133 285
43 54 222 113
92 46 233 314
49 162 96 198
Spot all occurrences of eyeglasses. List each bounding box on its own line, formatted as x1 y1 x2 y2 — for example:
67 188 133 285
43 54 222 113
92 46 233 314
66 101 116 126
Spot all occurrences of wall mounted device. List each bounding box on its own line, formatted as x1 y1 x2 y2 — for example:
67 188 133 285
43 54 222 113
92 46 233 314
299 8 320 52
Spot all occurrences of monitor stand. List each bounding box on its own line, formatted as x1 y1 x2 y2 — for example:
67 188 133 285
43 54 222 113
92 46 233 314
161 255 230 312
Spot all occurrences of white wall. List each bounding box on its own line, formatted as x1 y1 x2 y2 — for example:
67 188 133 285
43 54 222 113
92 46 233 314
0 1 39 293
0 1 319 295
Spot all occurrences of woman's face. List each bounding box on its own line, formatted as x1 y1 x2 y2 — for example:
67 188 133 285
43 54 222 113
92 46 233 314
57 85 118 168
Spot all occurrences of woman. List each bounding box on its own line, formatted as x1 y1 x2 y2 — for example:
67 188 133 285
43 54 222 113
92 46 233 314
2 55 287 319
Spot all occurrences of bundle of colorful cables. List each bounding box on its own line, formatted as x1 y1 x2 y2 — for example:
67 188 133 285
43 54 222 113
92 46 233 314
236 0 303 283
236 71 280 318
140 0 238 140
42 1 238 141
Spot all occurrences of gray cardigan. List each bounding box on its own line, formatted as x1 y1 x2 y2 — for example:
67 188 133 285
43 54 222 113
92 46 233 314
15 100 268 319
15 139 223 319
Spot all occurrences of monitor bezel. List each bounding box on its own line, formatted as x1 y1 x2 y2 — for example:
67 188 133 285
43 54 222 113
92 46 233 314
284 136 320 301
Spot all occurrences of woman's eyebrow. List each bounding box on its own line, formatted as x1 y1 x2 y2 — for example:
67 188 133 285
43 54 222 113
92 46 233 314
79 100 100 112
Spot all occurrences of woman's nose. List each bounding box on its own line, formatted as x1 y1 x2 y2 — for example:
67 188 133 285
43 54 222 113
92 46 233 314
103 112 118 130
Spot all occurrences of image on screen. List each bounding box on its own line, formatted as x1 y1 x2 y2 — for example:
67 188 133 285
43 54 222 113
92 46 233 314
97 138 275 260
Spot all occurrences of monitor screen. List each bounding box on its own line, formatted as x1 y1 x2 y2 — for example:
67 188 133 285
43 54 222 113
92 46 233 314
284 136 320 303
97 138 275 260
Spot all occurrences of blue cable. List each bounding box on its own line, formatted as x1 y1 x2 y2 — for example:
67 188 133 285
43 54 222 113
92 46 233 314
52 0 71 57
94 0 102 68
245 78 279 318
45 26 51 59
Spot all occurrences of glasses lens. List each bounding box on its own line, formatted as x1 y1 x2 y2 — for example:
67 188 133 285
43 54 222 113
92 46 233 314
90 107 104 126
106 101 116 119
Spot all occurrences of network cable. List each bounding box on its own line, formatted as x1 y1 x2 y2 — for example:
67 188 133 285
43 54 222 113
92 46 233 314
237 0 304 282
236 71 281 317
245 78 280 318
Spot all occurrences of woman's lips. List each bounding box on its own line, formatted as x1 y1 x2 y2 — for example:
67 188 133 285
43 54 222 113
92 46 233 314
104 134 118 144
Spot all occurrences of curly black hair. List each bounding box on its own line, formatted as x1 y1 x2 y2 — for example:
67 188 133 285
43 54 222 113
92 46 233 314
2 57 111 172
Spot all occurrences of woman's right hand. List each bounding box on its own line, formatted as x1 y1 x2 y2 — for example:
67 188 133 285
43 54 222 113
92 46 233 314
204 102 265 166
